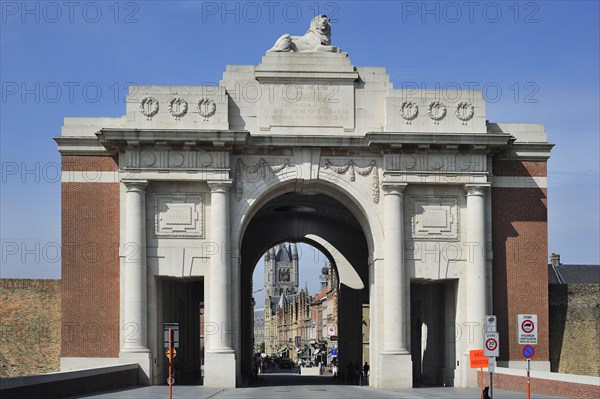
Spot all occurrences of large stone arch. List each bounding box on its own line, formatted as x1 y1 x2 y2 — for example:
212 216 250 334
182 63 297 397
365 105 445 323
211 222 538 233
231 171 384 384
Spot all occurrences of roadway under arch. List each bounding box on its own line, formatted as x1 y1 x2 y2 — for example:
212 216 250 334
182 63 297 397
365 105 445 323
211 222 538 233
239 190 371 384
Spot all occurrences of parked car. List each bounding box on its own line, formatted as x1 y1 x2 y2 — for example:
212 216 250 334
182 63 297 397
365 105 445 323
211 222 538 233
279 358 294 369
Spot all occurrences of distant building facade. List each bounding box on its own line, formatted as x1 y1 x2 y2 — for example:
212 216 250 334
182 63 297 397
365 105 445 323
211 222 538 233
263 243 299 355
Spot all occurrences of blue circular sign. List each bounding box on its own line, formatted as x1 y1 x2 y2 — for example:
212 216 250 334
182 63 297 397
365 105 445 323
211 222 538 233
522 344 535 358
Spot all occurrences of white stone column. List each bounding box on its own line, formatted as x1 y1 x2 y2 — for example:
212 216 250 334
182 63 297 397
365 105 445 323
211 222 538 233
464 184 489 348
120 179 151 384
204 181 236 387
382 182 408 353
379 180 412 388
122 179 149 353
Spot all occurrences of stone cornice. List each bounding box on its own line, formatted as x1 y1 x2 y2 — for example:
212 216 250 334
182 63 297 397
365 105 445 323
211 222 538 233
365 132 514 151
54 136 115 155
96 128 250 150
499 142 555 161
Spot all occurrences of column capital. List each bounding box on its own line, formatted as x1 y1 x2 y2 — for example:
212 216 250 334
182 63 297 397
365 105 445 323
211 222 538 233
382 182 407 196
464 183 490 196
208 180 233 193
122 179 148 192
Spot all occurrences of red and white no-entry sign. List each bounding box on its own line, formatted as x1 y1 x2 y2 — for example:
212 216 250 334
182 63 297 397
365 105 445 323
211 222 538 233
484 332 499 357
521 319 535 333
517 314 538 345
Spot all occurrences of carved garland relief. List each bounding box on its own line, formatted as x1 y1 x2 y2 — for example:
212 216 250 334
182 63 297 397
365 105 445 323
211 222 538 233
322 159 380 204
234 158 291 201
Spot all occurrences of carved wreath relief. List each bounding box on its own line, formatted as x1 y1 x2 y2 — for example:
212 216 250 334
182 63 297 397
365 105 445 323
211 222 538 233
455 101 475 125
155 194 205 238
399 101 419 125
197 98 216 121
427 101 447 124
140 97 159 120
168 97 188 120
138 96 217 122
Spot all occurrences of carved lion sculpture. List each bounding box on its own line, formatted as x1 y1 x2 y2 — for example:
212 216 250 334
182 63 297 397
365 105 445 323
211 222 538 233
268 15 340 53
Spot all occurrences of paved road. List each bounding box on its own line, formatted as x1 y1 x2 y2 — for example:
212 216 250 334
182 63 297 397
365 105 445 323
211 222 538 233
68 369 568 399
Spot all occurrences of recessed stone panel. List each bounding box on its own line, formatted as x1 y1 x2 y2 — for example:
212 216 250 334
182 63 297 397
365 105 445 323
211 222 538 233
410 197 458 240
154 194 204 238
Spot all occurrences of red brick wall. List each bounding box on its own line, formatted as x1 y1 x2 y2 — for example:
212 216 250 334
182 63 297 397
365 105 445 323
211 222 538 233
62 155 118 172
480 372 600 399
492 160 549 363
61 155 120 358
493 160 547 177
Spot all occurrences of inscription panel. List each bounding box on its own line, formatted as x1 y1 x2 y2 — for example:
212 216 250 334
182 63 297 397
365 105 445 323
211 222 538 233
410 196 458 240
155 194 204 238
258 82 355 130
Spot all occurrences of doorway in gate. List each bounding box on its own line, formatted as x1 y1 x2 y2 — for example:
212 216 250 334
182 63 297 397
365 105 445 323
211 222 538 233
410 280 458 387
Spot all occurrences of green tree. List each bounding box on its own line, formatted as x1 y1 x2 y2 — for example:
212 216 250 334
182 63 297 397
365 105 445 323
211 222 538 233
259 342 265 353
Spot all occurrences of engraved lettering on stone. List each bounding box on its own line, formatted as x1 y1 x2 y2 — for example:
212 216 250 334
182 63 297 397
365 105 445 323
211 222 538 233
155 194 204 238
322 160 380 204
411 197 458 240
168 97 188 120
140 97 159 120
399 101 418 125
197 98 216 121
455 101 474 125
427 101 446 124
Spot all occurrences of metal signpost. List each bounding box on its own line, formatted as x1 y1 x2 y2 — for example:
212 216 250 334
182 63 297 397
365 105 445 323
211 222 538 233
488 357 496 398
469 349 487 398
517 315 538 399
484 315 498 399
163 323 179 399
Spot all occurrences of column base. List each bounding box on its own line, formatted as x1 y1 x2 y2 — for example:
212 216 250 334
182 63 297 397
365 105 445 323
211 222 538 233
204 351 236 388
119 350 152 385
378 352 412 389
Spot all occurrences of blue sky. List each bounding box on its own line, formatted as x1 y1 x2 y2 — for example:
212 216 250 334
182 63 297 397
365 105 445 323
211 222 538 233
1 1 598 284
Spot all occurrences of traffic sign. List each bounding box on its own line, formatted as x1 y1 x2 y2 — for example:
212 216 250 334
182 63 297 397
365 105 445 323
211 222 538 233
522 344 535 358
167 376 175 385
517 314 538 344
484 332 500 357
469 350 488 369
331 348 338 356
488 356 496 373
166 348 177 359
163 323 180 348
485 315 497 332
328 325 336 336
